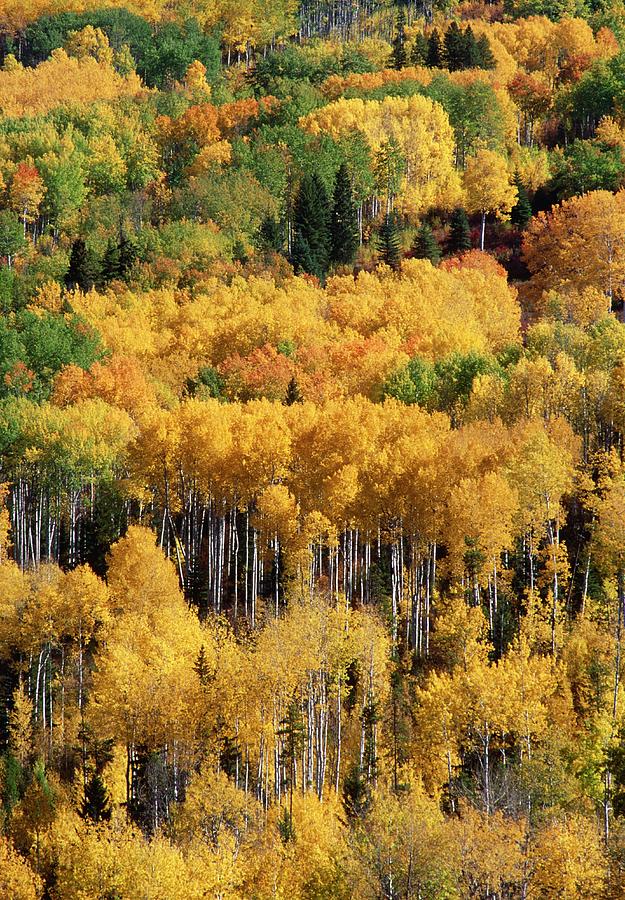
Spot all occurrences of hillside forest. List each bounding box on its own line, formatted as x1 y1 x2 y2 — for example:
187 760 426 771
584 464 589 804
4 0 625 897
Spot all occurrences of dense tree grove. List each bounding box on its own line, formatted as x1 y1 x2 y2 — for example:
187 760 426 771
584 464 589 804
4 0 625 897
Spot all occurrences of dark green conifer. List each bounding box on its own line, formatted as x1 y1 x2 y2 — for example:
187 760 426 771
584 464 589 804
448 207 472 253
118 233 138 278
330 163 359 266
476 33 496 69
444 21 465 72
194 645 212 686
81 772 111 823
463 25 482 69
375 216 402 270
284 376 303 406
290 232 317 278
426 29 443 68
510 174 533 230
391 9 408 70
101 238 122 283
291 173 331 281
65 239 100 292
257 215 284 253
411 222 441 265
411 32 429 66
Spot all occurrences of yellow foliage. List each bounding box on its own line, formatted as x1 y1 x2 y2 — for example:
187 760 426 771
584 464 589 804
0 49 145 117
0 836 42 900
300 95 461 219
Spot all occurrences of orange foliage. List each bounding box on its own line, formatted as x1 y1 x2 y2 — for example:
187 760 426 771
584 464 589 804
322 66 434 100
440 250 508 279
219 343 296 402
52 355 156 414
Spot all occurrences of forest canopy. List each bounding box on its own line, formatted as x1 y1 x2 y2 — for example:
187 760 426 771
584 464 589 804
3 1 625 898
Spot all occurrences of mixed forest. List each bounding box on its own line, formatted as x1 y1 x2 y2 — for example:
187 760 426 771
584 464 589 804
5 0 625 897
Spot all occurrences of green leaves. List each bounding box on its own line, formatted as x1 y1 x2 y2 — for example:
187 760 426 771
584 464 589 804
0 311 103 401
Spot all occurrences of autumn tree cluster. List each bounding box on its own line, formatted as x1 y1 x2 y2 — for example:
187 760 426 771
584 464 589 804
4 0 625 898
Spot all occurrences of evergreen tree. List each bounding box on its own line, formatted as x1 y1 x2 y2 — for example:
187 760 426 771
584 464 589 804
65 239 100 291
448 207 472 253
291 173 331 281
376 216 402 270
411 32 429 66
277 700 305 838
284 376 303 406
101 238 122 283
257 215 284 253
444 21 465 72
81 772 111 823
118 233 138 278
476 34 496 69
426 29 443 68
412 222 441 264
391 9 407 70
194 645 212 686
463 25 482 69
510 174 533 229
330 163 359 266
290 232 317 278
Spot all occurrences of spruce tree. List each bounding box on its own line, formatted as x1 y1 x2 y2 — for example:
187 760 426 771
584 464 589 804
257 215 284 253
411 222 441 265
376 217 402 270
391 9 408 70
290 232 317 278
448 207 472 253
194 645 212 686
330 163 359 266
476 34 496 69
411 32 429 66
101 238 122 283
426 29 443 68
291 173 331 281
510 174 533 229
65 239 100 292
463 25 482 69
81 772 111 823
284 376 303 406
277 700 305 840
118 233 138 278
444 21 465 72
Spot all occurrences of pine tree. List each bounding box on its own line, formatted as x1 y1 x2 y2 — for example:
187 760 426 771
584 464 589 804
290 232 317 278
444 21 465 72
257 215 284 253
194 645 212 686
476 34 496 69
65 239 100 291
376 216 402 270
391 9 408 70
510 174 533 230
448 207 472 253
81 772 111 823
427 29 443 68
277 700 305 839
411 32 429 66
292 173 331 281
101 238 122 283
330 162 359 266
463 25 482 69
284 376 303 406
118 233 138 278
412 222 441 264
